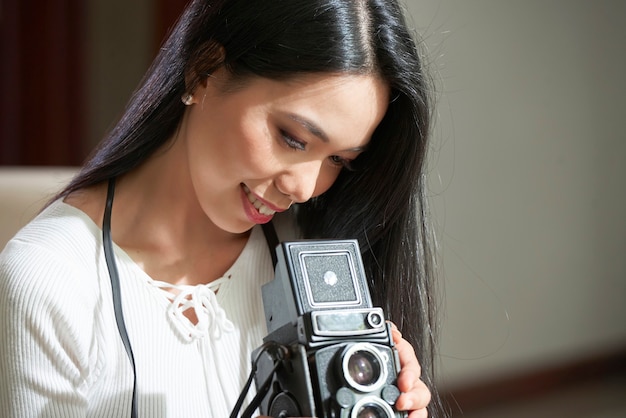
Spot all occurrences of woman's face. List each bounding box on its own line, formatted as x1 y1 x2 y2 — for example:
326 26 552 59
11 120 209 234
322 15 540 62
182 69 389 234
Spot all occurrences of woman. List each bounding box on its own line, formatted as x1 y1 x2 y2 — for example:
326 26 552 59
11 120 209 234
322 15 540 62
0 0 442 416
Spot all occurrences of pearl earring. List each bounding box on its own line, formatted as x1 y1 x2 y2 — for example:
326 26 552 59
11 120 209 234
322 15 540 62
182 94 193 105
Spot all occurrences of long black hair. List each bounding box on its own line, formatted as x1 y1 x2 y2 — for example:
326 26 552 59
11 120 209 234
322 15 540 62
60 0 443 415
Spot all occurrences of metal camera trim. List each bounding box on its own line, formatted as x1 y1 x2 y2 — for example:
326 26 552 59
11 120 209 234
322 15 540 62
299 249 363 308
310 307 387 337
341 342 389 393
350 395 396 418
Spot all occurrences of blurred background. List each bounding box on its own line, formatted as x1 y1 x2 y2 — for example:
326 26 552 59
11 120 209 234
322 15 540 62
2 0 625 416
408 1 626 416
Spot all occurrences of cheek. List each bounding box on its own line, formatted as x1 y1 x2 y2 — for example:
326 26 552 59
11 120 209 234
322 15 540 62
196 113 270 180
239 139 276 180
237 115 277 168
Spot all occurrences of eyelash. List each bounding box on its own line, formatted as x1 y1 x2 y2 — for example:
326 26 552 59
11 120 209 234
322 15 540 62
280 130 355 170
280 130 306 151
330 155 355 170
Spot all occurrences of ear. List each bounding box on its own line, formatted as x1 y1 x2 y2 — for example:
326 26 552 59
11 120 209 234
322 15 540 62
184 40 227 95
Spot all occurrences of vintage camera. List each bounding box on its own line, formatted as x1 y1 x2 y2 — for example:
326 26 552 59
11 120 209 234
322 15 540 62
252 240 407 418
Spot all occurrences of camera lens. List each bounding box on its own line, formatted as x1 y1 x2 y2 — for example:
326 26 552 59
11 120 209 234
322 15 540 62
351 397 395 418
341 343 388 392
347 350 380 386
356 404 386 418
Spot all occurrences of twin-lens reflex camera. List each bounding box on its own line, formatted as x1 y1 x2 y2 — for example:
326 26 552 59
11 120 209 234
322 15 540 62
250 239 407 418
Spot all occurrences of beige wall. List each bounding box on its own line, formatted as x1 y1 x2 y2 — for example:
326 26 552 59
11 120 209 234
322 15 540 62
407 0 626 388
85 0 154 149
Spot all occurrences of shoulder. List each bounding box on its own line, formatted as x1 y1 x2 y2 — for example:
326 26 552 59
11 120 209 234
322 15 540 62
0 200 103 311
1 199 102 264
0 202 113 405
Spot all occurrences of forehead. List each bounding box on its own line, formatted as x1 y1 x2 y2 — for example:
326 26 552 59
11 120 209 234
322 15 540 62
200 68 390 151
286 74 389 136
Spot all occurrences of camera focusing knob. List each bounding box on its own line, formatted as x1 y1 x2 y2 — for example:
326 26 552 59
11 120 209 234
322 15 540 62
366 311 384 328
335 387 356 408
381 385 401 405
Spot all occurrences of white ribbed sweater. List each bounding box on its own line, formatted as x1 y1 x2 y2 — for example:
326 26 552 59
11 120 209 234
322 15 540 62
0 200 276 417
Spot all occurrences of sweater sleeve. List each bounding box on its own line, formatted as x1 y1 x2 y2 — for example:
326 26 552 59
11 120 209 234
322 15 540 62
0 239 99 418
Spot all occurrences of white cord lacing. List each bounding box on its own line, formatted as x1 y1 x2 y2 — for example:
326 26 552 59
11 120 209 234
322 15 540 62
149 277 235 341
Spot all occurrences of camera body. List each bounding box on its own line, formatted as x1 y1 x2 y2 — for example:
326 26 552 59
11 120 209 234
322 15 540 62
254 240 407 418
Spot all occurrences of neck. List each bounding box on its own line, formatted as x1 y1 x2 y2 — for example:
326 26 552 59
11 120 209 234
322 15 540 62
108 138 250 286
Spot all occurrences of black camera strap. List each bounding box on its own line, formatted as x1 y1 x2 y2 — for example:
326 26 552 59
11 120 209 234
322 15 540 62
103 178 139 418
261 221 279 269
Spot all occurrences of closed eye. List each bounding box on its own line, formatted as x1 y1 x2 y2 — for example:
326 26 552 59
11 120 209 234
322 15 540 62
280 127 356 170
280 130 306 151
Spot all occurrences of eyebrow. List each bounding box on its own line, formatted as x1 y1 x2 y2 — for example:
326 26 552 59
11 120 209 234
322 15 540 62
287 113 329 143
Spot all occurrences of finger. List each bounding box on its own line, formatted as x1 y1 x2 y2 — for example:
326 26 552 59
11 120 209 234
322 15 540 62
408 407 428 418
395 378 431 411
394 333 422 384
391 330 430 413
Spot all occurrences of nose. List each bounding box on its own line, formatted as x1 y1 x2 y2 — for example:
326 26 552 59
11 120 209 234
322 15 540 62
274 160 327 203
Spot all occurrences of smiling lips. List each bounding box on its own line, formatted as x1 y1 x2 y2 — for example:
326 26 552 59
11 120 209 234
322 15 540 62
241 184 283 224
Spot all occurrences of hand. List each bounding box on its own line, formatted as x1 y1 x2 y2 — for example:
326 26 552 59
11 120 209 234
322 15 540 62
258 324 430 418
391 323 431 418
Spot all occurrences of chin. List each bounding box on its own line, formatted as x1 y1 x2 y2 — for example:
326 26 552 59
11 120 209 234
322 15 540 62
214 218 256 235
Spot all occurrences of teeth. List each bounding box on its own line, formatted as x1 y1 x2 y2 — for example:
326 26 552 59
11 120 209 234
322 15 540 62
259 205 274 216
243 186 276 216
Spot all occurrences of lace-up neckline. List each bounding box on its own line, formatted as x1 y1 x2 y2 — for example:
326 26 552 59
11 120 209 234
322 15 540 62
148 277 235 341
